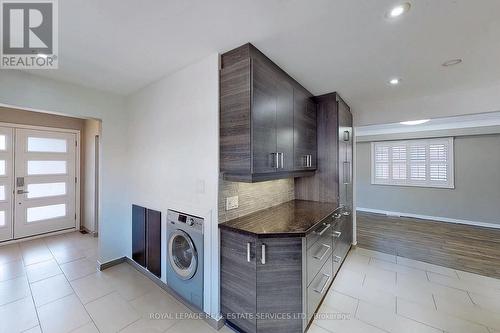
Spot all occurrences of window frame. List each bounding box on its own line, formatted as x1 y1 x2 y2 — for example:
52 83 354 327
371 137 455 189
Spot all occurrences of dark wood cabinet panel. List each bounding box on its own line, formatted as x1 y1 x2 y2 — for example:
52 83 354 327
220 43 317 182
293 88 317 171
146 209 161 278
132 205 146 267
220 229 257 333
276 78 295 172
252 57 278 174
256 237 303 333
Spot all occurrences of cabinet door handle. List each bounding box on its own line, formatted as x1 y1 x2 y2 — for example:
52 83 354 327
333 255 342 263
313 273 331 294
279 152 284 169
247 242 251 262
332 231 342 238
308 155 312 167
343 161 351 184
261 244 266 264
314 223 331 236
272 153 279 169
343 130 350 142
313 243 331 261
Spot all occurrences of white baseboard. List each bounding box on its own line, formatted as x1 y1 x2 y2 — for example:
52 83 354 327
356 207 500 230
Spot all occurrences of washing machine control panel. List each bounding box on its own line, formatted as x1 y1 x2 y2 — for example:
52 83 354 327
167 210 204 233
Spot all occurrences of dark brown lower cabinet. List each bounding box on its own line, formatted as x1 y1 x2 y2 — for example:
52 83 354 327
220 212 352 333
132 205 161 278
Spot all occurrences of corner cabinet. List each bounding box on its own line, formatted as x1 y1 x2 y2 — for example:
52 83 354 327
220 210 352 333
220 43 317 182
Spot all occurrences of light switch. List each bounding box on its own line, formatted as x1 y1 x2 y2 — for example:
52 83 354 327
226 196 239 210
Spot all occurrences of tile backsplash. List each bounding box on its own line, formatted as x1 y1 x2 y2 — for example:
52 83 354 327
218 177 295 223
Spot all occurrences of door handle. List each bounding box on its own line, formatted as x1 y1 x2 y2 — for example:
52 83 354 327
343 130 350 142
313 244 331 261
261 244 266 265
343 161 351 184
17 190 29 194
313 223 331 236
246 242 251 262
313 273 331 294
332 231 342 238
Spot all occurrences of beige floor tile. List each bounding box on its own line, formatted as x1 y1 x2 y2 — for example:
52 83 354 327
129 289 191 331
26 259 62 283
23 325 42 333
38 294 91 333
121 318 173 333
469 292 500 314
20 241 54 266
0 260 25 282
397 297 489 333
314 303 386 333
0 297 39 333
352 247 397 263
51 246 86 265
71 272 115 304
397 256 459 278
332 267 365 290
71 322 99 333
31 274 74 307
165 318 220 333
357 300 442 333
434 294 500 330
334 278 397 311
371 258 428 280
102 264 157 301
60 258 97 281
85 292 140 332
428 272 500 299
0 244 22 265
322 290 359 314
306 324 332 333
456 270 500 290
0 275 30 306
398 273 473 306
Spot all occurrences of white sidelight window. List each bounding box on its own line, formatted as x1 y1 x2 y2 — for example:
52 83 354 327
371 137 454 188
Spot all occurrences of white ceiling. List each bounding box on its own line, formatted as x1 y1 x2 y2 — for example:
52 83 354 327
356 111 500 136
28 0 500 110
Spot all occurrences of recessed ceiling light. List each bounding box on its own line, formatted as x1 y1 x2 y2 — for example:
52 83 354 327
400 119 430 125
387 3 411 18
389 78 401 85
442 59 462 67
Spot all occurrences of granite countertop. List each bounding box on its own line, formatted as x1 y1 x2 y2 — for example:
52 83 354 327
219 200 339 238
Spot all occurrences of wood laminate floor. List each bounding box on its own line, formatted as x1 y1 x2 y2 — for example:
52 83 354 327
356 211 500 279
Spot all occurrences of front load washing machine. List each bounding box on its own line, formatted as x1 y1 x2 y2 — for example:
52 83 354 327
166 210 203 310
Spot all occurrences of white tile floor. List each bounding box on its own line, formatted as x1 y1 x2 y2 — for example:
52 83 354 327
1 232 499 333
310 247 500 333
0 232 231 333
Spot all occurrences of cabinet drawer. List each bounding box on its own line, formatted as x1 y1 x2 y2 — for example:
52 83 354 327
306 237 332 286
307 254 333 322
306 220 333 250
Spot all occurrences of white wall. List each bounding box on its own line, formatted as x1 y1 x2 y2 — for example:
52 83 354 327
354 82 500 126
0 71 128 262
83 119 101 233
125 54 220 318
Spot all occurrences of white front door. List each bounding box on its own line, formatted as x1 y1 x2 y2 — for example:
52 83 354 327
0 127 14 242
14 129 77 238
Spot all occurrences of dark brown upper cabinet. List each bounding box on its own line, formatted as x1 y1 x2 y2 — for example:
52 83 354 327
220 43 317 182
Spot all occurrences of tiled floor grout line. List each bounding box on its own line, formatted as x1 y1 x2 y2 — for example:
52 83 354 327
22 254 43 333
45 237 102 333
431 293 438 311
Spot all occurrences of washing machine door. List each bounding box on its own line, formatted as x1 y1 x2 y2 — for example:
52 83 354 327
168 229 198 280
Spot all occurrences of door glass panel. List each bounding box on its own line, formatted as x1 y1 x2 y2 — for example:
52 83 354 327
27 204 66 222
0 135 5 150
0 161 5 176
27 137 67 153
0 211 4 226
172 235 193 269
27 161 66 175
0 186 5 201
27 182 66 199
